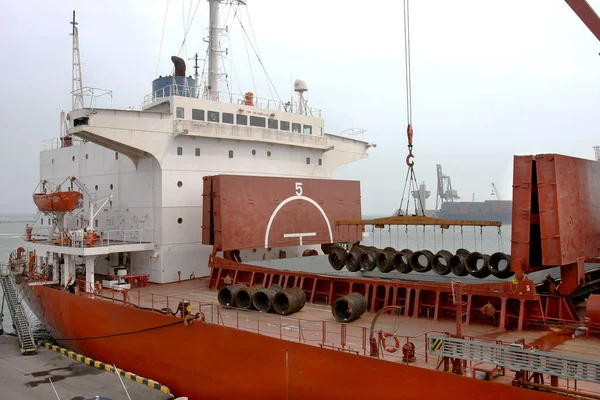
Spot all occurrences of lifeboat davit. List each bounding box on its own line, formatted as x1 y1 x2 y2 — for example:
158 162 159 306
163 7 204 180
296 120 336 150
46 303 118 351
33 191 83 213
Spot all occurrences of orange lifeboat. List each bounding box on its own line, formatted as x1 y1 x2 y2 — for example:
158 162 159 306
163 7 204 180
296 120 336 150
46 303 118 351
33 191 83 213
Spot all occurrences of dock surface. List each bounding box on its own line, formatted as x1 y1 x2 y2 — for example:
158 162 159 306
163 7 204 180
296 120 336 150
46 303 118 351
0 334 172 400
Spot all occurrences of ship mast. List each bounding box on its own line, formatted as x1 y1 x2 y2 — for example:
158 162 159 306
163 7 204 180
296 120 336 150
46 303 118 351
207 0 221 101
70 10 84 110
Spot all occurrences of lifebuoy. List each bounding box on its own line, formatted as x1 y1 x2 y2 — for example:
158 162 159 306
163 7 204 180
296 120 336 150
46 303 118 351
382 332 401 353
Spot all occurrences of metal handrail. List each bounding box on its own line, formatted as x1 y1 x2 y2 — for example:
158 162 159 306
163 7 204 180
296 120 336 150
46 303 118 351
142 84 322 117
26 228 153 249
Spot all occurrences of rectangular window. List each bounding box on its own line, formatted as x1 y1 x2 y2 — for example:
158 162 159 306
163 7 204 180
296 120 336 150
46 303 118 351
280 121 290 131
115 152 119 160
177 146 183 155
207 111 219 122
268 119 278 129
222 113 234 124
195 148 201 156
306 157 311 165
303 125 312 135
236 114 248 125
318 127 323 136
292 123 301 133
176 107 185 119
229 150 234 158
318 158 322 166
41 218 43 225
94 219 98 228
249 116 266 127
192 109 205 121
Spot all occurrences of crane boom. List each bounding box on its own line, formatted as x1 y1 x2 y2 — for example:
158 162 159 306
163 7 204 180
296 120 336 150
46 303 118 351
564 0 600 41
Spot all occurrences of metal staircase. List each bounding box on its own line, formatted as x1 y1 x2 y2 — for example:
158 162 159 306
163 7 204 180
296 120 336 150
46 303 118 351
0 268 37 354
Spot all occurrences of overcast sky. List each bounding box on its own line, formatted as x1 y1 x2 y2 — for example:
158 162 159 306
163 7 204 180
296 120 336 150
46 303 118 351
0 0 598 216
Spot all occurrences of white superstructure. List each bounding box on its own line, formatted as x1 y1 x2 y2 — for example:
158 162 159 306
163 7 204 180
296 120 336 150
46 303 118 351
26 5 374 288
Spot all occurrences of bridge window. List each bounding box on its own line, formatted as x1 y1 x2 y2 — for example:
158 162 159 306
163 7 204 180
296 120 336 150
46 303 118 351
303 125 312 135
280 121 290 131
250 116 266 127
236 114 248 125
195 148 200 156
192 109 204 121
207 111 219 122
177 146 183 155
268 119 278 129
176 107 185 119
292 123 301 133
222 113 234 124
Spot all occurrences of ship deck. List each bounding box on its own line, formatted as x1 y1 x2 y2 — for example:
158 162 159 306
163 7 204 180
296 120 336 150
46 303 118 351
82 278 600 397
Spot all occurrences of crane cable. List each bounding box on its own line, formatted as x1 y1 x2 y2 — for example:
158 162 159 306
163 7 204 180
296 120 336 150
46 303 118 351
397 0 424 217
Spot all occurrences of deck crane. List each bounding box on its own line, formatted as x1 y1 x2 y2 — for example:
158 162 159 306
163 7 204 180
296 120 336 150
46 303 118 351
564 0 600 41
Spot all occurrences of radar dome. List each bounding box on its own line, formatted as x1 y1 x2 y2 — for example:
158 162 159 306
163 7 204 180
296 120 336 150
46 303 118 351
294 79 308 93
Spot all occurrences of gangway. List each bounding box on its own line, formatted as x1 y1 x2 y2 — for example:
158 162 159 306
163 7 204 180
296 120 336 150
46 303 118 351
0 266 37 354
427 334 599 384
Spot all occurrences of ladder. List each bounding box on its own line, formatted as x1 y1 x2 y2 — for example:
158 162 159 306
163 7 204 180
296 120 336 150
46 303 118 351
0 269 37 354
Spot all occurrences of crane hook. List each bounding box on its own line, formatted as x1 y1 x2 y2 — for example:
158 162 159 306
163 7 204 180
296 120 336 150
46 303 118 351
405 123 414 167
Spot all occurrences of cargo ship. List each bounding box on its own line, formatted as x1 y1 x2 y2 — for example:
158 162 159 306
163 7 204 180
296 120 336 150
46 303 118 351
435 200 513 223
5 3 600 400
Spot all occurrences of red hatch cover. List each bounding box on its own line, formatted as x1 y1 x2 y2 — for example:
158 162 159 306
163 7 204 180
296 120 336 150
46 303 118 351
202 175 363 251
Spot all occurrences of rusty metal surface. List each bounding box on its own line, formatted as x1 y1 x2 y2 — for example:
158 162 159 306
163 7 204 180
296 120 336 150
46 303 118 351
202 175 363 251
511 154 600 285
587 294 600 324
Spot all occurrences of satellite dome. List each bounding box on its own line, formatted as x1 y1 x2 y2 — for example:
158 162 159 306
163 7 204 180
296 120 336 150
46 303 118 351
294 78 308 93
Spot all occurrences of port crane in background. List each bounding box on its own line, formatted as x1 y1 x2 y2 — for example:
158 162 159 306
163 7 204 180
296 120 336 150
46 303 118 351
491 183 502 201
435 164 460 210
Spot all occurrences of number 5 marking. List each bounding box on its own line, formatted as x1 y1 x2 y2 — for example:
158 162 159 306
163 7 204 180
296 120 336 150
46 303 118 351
295 182 303 196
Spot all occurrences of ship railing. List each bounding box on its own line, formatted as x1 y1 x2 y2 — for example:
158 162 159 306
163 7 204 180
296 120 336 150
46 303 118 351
27 228 153 248
178 120 328 147
141 84 322 117
41 136 85 151
70 282 600 396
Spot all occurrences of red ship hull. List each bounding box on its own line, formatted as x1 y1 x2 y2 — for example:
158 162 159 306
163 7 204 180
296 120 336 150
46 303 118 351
21 282 563 400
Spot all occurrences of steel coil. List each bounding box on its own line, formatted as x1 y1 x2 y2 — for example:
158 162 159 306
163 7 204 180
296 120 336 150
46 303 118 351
345 246 364 272
409 250 434 273
359 246 381 272
432 250 452 275
393 249 413 273
449 249 470 277
489 252 513 279
332 293 367 323
376 247 396 273
251 285 284 313
235 284 264 310
328 246 347 271
217 283 247 307
464 252 491 278
273 287 307 315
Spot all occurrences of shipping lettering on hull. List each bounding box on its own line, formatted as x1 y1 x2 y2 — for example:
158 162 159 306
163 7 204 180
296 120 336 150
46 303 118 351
202 175 363 251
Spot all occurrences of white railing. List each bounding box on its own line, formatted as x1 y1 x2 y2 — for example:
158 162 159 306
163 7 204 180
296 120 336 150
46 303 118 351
178 120 328 148
41 136 85 151
142 84 322 118
26 229 154 249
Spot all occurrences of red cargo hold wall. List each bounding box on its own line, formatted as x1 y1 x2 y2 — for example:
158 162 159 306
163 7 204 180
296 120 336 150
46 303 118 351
202 175 363 251
511 154 600 276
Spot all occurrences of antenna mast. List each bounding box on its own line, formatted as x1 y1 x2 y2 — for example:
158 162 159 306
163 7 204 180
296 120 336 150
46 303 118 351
206 0 221 101
70 11 84 110
189 53 200 98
